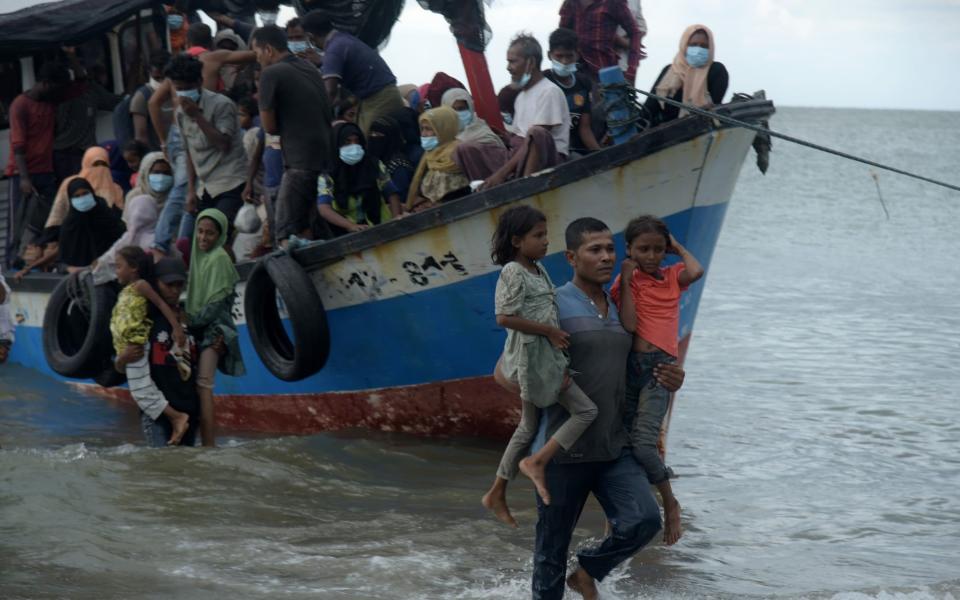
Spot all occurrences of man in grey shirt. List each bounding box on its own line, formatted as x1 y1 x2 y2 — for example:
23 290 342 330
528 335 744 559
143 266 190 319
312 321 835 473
168 55 247 235
530 217 685 600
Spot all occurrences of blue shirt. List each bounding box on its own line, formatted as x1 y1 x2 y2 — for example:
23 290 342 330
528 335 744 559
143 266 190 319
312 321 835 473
533 281 633 463
321 31 397 99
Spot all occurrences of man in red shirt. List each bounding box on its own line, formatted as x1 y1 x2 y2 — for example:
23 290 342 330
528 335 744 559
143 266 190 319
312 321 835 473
4 62 70 267
559 0 643 84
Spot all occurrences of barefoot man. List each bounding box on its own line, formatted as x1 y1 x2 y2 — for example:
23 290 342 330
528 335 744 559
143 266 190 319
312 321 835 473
531 218 685 599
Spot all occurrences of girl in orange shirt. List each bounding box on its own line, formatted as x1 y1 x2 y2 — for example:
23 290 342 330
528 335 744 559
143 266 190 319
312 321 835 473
610 215 703 546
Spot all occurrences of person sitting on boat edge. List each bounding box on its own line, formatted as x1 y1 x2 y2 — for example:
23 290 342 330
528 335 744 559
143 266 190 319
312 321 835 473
644 24 728 126
0 267 14 365
366 115 416 203
317 122 401 235
185 209 246 447
543 28 604 158
482 34 570 191
610 215 705 547
58 178 127 274
528 217 686 600
110 246 192 446
405 107 470 212
15 147 126 281
115 257 206 447
441 88 509 183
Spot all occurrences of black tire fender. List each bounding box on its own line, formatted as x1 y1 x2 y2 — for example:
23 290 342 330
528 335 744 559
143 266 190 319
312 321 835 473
42 272 118 379
244 254 329 381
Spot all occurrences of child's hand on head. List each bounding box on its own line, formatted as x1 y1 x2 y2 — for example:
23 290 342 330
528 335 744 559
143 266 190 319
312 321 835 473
666 233 679 254
622 258 638 275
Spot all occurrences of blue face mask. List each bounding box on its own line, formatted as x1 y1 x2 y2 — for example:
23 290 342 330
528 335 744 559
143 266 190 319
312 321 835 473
456 110 474 131
685 46 710 68
421 136 439 151
512 71 532 90
70 193 96 213
551 60 577 78
167 14 184 30
288 40 309 54
176 88 201 103
501 112 513 126
148 173 174 193
339 144 365 165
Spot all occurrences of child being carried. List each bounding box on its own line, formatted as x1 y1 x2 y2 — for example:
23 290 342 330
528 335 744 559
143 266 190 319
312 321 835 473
482 206 598 528
611 215 704 545
110 246 193 445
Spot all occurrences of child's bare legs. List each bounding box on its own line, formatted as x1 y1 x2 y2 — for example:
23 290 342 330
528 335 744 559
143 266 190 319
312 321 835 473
657 479 682 545
519 379 597 505
197 347 219 447
482 358 523 527
162 405 190 445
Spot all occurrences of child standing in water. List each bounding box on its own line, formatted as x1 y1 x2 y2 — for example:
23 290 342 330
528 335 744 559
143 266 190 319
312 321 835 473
482 206 598 527
111 246 192 445
611 215 704 545
186 209 245 447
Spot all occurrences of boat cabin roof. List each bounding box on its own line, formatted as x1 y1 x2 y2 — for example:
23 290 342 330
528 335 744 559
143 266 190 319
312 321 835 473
0 0 158 58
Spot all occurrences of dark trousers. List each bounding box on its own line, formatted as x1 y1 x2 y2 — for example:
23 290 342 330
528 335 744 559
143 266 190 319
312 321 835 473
5 172 58 268
199 183 245 240
532 450 662 600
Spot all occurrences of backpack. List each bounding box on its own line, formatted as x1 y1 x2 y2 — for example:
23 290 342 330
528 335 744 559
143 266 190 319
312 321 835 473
111 84 153 147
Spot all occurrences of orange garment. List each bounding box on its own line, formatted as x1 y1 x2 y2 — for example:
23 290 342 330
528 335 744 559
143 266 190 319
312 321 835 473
45 147 125 228
610 262 688 357
166 7 189 53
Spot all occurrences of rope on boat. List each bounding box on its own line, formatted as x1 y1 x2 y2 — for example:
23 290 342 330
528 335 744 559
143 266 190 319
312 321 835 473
607 83 960 194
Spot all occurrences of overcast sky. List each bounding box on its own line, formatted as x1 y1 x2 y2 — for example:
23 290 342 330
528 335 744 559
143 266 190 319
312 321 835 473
278 0 960 112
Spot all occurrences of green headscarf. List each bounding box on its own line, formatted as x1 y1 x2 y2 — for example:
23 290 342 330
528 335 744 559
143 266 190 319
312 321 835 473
186 208 239 318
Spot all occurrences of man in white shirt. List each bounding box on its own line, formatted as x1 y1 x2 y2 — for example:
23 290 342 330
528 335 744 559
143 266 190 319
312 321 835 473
483 34 571 190
0 266 15 365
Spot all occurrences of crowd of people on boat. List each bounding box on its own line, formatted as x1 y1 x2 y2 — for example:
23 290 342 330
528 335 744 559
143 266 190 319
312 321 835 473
0 1 737 597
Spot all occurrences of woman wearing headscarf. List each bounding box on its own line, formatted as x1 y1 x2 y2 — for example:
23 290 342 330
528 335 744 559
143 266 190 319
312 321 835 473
644 25 728 126
91 194 161 284
58 178 126 271
186 208 245 447
405 107 470 212
318 122 399 235
441 88 509 182
124 151 175 209
367 115 416 202
45 146 125 230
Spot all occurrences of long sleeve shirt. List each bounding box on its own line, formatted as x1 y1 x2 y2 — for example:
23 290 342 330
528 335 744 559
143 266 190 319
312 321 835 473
559 0 641 82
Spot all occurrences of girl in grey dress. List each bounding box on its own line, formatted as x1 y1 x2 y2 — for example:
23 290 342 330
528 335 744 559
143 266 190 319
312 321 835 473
481 206 597 528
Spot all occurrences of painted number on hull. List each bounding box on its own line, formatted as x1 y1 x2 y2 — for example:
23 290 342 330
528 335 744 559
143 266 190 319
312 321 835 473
402 252 468 287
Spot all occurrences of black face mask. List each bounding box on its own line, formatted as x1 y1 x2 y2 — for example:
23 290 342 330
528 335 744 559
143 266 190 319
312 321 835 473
366 136 388 160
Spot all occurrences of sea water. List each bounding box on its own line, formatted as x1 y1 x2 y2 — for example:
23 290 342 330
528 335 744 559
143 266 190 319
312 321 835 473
2 107 959 599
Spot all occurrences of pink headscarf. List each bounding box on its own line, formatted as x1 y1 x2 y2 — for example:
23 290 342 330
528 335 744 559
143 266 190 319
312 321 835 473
655 24 716 117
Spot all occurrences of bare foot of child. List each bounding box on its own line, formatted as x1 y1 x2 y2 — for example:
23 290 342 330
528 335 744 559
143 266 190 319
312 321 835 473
519 456 551 505
168 411 189 446
481 488 518 528
566 568 598 600
663 498 683 545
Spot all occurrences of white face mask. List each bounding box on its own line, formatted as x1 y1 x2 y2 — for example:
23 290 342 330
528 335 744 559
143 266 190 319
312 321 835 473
258 11 278 26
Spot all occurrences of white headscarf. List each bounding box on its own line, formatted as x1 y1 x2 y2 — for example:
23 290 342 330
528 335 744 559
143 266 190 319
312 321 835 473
124 151 172 211
441 88 505 148
92 194 160 284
